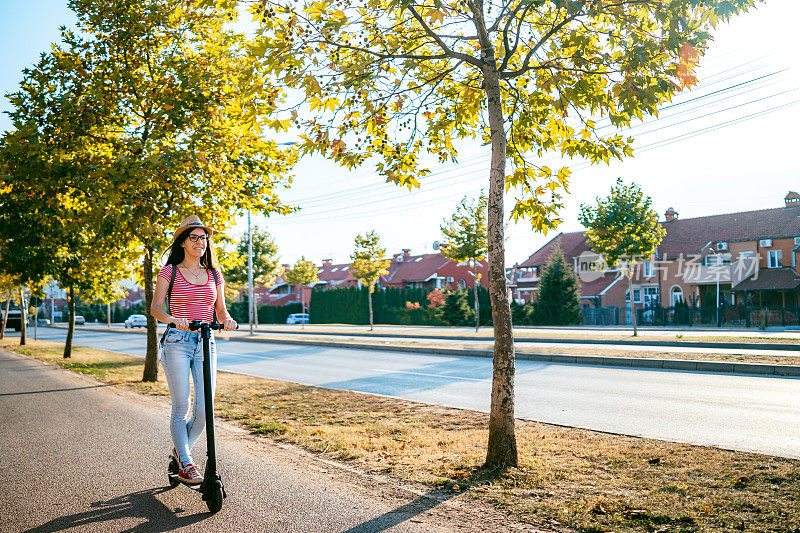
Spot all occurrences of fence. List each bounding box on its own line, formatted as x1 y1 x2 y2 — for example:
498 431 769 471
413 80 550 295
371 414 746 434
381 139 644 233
582 306 620 326
637 305 800 328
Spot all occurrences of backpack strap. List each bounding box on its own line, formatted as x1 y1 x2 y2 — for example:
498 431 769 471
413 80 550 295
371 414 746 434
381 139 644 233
209 268 219 323
166 264 177 316
160 264 178 345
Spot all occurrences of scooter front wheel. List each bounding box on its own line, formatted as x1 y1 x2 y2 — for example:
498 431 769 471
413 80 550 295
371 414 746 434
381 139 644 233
206 485 223 513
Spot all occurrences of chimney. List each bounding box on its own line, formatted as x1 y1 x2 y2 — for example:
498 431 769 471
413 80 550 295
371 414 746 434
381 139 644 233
322 259 332 266
785 191 800 208
402 248 411 259
664 207 678 222
281 263 290 271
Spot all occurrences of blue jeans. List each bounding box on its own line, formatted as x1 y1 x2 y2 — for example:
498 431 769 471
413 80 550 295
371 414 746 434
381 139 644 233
160 329 217 466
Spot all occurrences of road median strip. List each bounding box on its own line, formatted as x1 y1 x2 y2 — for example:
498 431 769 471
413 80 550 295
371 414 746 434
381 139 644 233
63 325 800 376
4 336 800 532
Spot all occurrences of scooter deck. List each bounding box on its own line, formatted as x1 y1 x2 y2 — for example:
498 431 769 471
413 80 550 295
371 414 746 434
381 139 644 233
168 472 204 491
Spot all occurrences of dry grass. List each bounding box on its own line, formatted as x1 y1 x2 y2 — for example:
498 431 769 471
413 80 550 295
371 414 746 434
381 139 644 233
5 337 800 532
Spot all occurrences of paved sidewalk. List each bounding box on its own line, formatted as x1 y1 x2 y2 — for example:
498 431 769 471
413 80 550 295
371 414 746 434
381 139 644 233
0 348 527 532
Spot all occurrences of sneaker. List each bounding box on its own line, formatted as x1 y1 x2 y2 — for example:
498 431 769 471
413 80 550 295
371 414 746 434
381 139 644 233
178 462 203 484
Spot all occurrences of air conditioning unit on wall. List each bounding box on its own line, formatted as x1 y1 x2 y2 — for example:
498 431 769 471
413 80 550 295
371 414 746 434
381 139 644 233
716 242 728 251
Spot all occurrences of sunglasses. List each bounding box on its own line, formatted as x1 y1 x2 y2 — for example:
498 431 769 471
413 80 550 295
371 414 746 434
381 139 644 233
187 234 210 244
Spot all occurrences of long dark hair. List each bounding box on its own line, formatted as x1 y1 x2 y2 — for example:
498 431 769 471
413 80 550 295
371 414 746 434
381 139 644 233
165 228 216 270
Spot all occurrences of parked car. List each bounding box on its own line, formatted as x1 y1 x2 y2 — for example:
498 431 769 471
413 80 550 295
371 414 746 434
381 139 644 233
74 315 86 325
1 302 22 331
286 313 310 324
37 318 51 326
124 314 148 328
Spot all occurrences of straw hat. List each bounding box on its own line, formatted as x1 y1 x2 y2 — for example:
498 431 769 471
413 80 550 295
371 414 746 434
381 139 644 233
171 215 214 245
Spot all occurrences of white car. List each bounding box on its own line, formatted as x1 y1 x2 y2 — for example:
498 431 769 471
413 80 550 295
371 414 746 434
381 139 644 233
124 314 148 328
286 313 310 324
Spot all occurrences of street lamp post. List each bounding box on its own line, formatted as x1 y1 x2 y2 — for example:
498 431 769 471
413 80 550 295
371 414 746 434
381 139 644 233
248 211 254 335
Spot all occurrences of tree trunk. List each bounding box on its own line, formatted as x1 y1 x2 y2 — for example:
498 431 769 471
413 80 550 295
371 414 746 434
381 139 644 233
368 288 374 331
0 297 9 339
628 273 638 337
18 288 27 346
300 288 305 330
474 274 480 333
254 297 259 329
64 286 75 358
481 36 518 469
142 245 159 382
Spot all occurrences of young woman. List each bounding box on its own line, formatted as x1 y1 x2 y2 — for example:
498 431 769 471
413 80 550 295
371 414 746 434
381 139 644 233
150 215 237 484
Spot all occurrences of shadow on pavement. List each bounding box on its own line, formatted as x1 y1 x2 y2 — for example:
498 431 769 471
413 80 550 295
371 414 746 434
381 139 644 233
342 490 453 533
24 487 209 533
0 384 113 397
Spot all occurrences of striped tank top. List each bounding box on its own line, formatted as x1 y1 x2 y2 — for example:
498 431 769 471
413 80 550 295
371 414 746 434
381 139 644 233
157 264 223 321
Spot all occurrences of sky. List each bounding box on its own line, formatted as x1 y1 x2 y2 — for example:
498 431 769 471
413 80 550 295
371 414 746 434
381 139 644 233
2 1 798 268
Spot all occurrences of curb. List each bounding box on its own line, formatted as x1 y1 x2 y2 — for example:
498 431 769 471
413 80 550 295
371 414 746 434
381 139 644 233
59 325 800 377
253 329 800 352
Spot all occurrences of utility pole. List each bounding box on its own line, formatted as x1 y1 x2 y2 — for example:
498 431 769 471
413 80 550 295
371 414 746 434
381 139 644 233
248 211 255 335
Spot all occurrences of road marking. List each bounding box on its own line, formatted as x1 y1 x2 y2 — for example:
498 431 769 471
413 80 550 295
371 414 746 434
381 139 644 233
366 368 487 382
217 351 275 359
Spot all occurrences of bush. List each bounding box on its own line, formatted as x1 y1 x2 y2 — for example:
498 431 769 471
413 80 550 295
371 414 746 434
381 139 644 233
310 286 447 325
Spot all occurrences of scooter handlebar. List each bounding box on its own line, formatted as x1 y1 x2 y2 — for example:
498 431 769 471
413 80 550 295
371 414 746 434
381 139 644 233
168 321 239 331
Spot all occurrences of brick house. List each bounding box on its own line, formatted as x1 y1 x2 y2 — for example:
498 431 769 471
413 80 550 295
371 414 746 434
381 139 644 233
380 249 488 290
252 249 490 307
512 192 800 324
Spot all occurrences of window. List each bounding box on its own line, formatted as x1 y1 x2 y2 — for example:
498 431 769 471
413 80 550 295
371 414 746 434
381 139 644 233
458 279 466 289
760 239 773 248
643 287 659 306
642 260 654 277
626 289 642 304
331 267 338 272
702 253 731 266
446 276 454 282
342 267 348 271
671 286 684 306
768 250 782 268
414 257 422 262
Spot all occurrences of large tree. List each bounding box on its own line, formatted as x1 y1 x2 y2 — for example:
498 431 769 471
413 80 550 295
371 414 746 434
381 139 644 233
0 126 135 355
250 0 758 468
350 230 390 331
4 0 296 379
439 193 488 332
579 178 665 336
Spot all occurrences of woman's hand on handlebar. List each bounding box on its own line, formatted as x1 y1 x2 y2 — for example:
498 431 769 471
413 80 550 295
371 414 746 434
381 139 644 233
172 317 190 331
223 317 238 331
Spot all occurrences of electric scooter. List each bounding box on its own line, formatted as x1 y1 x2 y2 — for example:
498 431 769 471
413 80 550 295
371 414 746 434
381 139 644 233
167 320 229 513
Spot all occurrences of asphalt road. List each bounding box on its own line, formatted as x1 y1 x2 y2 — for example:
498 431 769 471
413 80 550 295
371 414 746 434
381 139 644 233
0 348 507 533
17 327 800 459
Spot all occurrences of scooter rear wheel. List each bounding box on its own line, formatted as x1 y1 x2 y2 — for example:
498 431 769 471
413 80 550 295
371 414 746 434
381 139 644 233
168 459 180 488
206 485 223 513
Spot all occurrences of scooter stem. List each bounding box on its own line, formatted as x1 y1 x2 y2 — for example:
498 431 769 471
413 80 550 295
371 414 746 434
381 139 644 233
200 323 217 488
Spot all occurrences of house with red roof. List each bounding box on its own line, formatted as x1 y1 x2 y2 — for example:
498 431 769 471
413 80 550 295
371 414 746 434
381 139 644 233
512 191 800 324
379 249 488 290
251 249 489 307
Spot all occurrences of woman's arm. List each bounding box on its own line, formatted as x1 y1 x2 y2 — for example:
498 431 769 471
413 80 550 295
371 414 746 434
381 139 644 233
150 272 189 330
215 273 238 331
